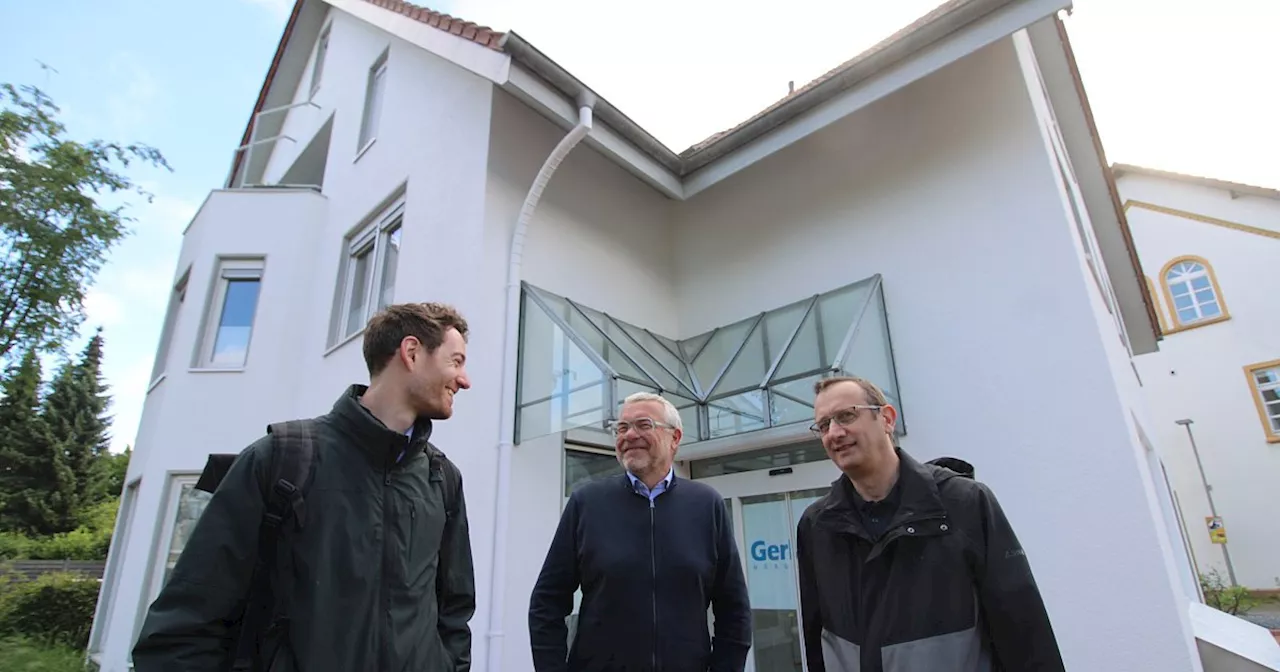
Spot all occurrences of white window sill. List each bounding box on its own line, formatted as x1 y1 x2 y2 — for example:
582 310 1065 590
187 366 247 374
324 327 366 358
354 139 376 163
146 374 167 394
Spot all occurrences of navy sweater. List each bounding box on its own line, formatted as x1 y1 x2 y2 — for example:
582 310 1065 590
528 474 752 672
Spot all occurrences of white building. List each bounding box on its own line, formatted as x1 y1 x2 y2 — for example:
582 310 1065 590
1116 163 1280 593
86 0 1260 670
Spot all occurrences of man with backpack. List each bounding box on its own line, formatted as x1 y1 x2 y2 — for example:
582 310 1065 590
133 302 476 672
797 376 1064 672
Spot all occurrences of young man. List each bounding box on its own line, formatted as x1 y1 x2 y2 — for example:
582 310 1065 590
133 303 476 672
528 392 753 672
797 376 1064 672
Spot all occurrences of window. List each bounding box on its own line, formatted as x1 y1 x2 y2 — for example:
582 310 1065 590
198 259 264 369
334 199 403 343
564 446 622 498
1245 359 1280 443
149 268 190 384
135 475 210 653
1160 256 1228 330
309 24 330 97
88 479 139 656
357 50 388 151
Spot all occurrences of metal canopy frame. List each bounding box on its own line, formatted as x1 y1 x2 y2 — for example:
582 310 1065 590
515 274 903 444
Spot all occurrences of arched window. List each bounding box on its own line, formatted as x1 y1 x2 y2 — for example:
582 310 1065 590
1160 256 1228 330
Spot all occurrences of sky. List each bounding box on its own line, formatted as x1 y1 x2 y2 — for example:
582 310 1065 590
0 0 1275 453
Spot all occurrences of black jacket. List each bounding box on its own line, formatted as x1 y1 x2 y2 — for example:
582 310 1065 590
796 449 1064 672
528 473 752 672
132 385 475 671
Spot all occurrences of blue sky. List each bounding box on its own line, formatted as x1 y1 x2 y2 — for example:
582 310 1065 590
0 0 1275 453
0 0 293 451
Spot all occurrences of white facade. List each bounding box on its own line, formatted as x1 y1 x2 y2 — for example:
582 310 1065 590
1117 164 1280 592
87 1 1225 671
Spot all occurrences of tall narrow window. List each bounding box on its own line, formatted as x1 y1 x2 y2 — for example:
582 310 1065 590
358 50 388 151
309 24 330 97
334 198 404 343
1245 360 1280 443
1161 256 1228 329
199 259 264 369
150 268 190 385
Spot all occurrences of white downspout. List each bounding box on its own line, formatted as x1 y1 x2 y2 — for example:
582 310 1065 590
486 101 594 672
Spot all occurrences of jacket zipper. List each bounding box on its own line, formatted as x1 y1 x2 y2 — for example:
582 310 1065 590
380 462 392 672
650 497 657 672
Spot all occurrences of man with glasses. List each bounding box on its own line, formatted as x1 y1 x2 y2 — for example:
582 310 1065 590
796 376 1063 672
528 392 752 672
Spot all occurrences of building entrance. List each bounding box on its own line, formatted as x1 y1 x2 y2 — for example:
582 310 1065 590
696 458 839 672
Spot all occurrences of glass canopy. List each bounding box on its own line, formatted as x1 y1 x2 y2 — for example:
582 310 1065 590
515 274 903 444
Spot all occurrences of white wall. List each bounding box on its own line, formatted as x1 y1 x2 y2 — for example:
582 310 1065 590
670 36 1197 671
1124 171 1280 590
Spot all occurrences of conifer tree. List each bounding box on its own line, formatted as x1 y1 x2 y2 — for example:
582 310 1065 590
40 329 113 528
0 348 72 534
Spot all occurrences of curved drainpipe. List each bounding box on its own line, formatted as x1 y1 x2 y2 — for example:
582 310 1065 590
486 101 594 672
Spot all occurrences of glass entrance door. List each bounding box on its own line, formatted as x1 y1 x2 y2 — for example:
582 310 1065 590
694 445 838 672
739 488 828 672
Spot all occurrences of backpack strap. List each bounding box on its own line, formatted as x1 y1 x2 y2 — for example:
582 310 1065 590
229 420 317 672
428 441 461 518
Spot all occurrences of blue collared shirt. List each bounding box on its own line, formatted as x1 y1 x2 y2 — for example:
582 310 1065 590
626 467 674 503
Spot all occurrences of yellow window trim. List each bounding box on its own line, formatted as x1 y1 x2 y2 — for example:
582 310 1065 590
1243 358 1280 444
1158 254 1230 334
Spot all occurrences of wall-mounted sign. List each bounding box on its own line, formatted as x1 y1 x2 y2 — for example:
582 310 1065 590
1205 516 1227 544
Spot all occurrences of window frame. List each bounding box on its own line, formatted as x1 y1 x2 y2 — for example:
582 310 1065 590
132 473 209 660
357 48 389 154
331 197 405 346
194 257 265 370
309 21 331 98
149 267 191 387
1244 358 1280 444
1158 255 1229 333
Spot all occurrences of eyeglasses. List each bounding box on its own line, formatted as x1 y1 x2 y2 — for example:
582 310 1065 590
809 405 883 436
608 417 676 437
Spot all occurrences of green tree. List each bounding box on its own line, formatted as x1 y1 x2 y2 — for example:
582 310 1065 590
40 330 113 529
0 349 73 534
0 82 169 363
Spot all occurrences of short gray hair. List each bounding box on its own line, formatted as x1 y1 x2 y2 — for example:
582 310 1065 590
622 392 682 431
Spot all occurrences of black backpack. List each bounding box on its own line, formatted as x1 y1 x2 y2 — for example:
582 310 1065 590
193 419 461 671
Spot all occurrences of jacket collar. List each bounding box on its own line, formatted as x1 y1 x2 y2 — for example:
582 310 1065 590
817 448 950 538
330 384 435 468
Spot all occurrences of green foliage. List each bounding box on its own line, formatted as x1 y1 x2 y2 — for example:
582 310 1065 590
0 349 52 532
1200 568 1259 615
0 83 169 362
0 499 117 561
0 635 87 671
0 571 100 649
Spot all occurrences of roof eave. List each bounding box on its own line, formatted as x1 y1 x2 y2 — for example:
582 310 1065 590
1112 163 1280 201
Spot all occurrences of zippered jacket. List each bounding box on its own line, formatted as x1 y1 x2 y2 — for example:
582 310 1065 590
796 449 1065 672
132 385 476 671
528 474 752 672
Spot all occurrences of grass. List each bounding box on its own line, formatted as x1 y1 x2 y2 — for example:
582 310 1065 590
0 636 86 671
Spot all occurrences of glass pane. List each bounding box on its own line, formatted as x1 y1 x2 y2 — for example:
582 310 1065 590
1200 301 1221 318
741 493 802 672
709 321 767 398
565 449 622 496
211 278 260 366
377 225 401 310
770 304 821 383
838 283 899 408
576 304 693 396
662 392 701 444
708 390 768 439
517 291 608 442
691 318 755 394
763 299 810 365
616 320 699 394
679 331 714 362
163 483 213 587
345 247 373 335
535 290 656 387
1190 275 1210 291
768 375 823 429
689 439 826 478
818 281 873 369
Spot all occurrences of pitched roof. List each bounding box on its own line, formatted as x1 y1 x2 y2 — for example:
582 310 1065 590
361 0 503 50
1112 163 1280 201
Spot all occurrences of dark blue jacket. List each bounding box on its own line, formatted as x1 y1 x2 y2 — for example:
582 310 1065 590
528 473 752 672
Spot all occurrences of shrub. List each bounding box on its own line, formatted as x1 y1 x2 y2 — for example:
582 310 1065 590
0 571 101 649
1200 568 1258 615
0 499 117 561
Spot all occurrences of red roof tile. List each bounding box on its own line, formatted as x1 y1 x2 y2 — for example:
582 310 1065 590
362 0 504 50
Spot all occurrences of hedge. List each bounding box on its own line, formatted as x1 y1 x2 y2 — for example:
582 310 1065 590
0 571 101 649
